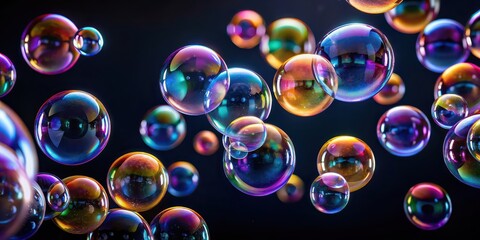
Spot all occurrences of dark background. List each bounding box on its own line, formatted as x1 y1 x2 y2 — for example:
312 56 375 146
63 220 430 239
1 0 480 239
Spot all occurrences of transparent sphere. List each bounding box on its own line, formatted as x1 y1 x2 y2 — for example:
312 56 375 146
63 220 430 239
385 0 440 34
260 18 316 69
467 119 480 161
193 130 219 156
167 161 199 197
159 45 230 115
346 0 403 14
20 14 79 75
227 10 265 49
373 73 405 105
431 94 468 129
53 175 109 235
34 90 111 165
223 124 295 196
224 116 267 152
206 67 271 134
36 172 70 220
416 19 470 73
317 136 375 192
404 182 452 230
225 139 249 160
107 152 169 212
310 172 350 214
276 174 304 203
315 23 394 102
377 105 431 156
150 206 209 240
73 27 104 56
140 105 186 151
0 53 16 97
273 54 337 116
466 10 480 59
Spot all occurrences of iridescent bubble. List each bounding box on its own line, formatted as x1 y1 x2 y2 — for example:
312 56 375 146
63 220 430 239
373 73 405 105
73 27 104 56
224 139 248 159
150 206 209 240
0 53 16 98
310 172 350 214
20 14 79 75
317 136 375 192
167 161 199 197
34 90 111 165
377 105 431 156
223 124 295 196
385 0 440 34
193 130 219 156
224 116 266 152
159 45 229 115
260 18 316 69
346 0 403 14
0 101 38 179
273 54 337 116
467 119 480 162
35 173 70 220
87 208 153 240
431 94 468 129
315 23 394 102
10 181 46 240
416 19 470 73
139 105 186 151
227 10 265 49
434 63 480 115
466 10 480 59
206 67 271 134
404 182 452 230
107 152 169 212
276 174 304 203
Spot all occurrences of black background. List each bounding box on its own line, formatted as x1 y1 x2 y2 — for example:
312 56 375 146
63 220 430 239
1 0 480 239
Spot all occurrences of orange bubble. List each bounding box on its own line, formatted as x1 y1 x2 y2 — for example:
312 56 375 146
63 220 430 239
385 0 440 34
193 130 219 156
227 10 265 49
347 0 403 14
373 73 405 105
276 174 304 203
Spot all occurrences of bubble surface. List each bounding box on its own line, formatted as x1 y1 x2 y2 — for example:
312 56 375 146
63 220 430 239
150 206 209 240
0 53 16 98
385 0 440 34
467 119 480 162
346 0 403 14
36 172 70 220
431 94 468 129
373 73 405 105
224 116 267 152
227 10 265 49
73 27 104 56
140 105 186 151
167 161 199 197
193 130 219 156
276 174 304 203
466 10 480 59
310 172 350 214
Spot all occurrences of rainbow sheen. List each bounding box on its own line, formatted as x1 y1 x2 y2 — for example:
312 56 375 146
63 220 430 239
276 174 304 203
73 27 104 56
404 182 452 230
416 19 470 73
223 124 295 196
315 23 394 102
273 54 337 116
20 14 79 75
0 53 16 97
466 10 480 59
377 105 431 156
385 0 440 34
53 175 109 235
227 10 265 49
434 63 480 115
467 119 480 162
193 130 219 156
346 0 403 14
159 45 229 115
260 18 316 69
36 173 70 220
225 139 249 159
431 94 468 129
139 105 186 151
87 208 153 240
0 101 38 179
107 152 169 212
167 161 199 197
316 136 375 192
224 116 266 152
206 67 271 134
373 73 405 105
34 90 111 165
310 172 350 214
150 206 209 240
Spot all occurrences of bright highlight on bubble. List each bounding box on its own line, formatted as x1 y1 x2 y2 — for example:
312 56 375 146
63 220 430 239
385 0 440 34
310 172 350 214
0 53 16 98
140 105 186 151
73 27 104 56
227 10 265 49
431 94 468 129
467 119 480 162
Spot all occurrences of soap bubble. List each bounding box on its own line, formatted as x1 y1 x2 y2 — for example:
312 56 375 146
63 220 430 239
73 27 104 56
227 10 265 49
385 0 440 34
310 172 350 214
150 206 209 240
140 105 186 151
0 53 16 98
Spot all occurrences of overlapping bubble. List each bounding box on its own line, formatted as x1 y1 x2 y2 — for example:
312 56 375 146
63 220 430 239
310 172 350 214
385 0 440 34
276 174 304 203
227 10 265 49
150 206 209 240
36 173 70 220
373 73 405 105
466 10 480 59
73 27 104 56
431 94 468 129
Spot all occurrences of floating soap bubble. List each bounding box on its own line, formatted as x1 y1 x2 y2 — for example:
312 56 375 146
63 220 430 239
73 27 103 56
224 116 267 152
273 54 337 116
276 174 304 203
34 90 111 165
227 10 265 49
224 138 249 159
346 0 403 14
466 10 480 59
404 182 452 230
223 124 295 196
385 0 440 34
310 172 350 214
150 206 209 240
317 136 375 192
416 19 470 73
140 105 186 151
36 173 70 220
159 45 229 115
373 73 405 105
167 161 199 197
467 119 480 162
431 94 468 129
20 14 79 75
260 18 316 69
315 23 394 102
107 152 169 212
193 130 219 156
0 53 16 98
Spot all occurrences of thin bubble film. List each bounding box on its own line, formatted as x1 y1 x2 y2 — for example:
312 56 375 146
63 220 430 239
310 172 350 214
150 206 209 240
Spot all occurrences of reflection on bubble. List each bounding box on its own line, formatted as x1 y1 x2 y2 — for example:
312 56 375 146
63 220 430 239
140 105 186 151
373 73 405 105
225 116 266 152
466 10 480 59
36 172 70 220
310 172 350 214
0 53 16 98
227 10 265 49
431 94 468 129
150 206 209 240
87 208 153 240
168 161 199 197
467 119 480 162
73 27 104 56
346 0 403 14
385 0 440 34
276 174 304 203
193 130 219 156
